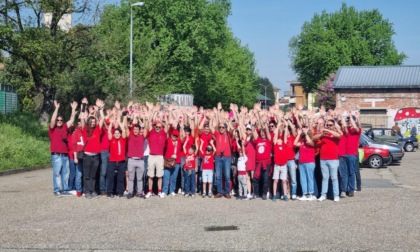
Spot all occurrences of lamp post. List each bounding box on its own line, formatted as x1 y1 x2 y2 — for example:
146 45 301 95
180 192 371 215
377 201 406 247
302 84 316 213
259 84 267 109
130 2 145 97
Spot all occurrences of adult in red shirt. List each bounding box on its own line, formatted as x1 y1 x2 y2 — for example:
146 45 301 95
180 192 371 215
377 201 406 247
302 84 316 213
72 119 85 197
252 125 272 200
337 117 349 197
161 129 182 197
81 99 105 199
106 118 127 198
210 120 233 199
243 124 256 199
49 100 77 196
345 115 362 197
313 119 342 202
145 120 167 198
125 121 147 199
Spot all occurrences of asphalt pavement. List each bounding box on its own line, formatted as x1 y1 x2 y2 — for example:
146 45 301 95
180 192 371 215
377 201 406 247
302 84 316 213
1 152 420 251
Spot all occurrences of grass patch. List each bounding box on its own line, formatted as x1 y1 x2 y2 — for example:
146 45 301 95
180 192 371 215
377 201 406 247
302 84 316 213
0 112 50 171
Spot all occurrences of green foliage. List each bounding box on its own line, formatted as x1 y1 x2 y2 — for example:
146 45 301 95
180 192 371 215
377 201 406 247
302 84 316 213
289 3 406 93
0 112 50 171
257 77 276 106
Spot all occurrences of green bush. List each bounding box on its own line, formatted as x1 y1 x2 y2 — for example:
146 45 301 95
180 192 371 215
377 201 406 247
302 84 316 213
0 112 50 171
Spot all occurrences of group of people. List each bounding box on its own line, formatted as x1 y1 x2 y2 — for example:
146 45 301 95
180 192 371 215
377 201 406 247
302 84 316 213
49 99 362 202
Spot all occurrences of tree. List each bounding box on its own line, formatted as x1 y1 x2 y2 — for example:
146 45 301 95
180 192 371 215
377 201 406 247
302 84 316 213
289 3 406 93
0 0 98 115
257 76 275 107
89 0 258 108
313 73 335 110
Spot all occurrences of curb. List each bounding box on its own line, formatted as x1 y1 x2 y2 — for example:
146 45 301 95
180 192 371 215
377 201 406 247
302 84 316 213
0 164 50 177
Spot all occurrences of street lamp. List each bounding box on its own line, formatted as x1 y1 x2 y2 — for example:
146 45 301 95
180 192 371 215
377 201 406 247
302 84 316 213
259 84 267 109
130 2 145 97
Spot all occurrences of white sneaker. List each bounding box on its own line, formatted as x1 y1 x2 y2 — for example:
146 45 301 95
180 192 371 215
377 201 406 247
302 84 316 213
170 192 176 197
145 192 152 199
159 192 165 198
291 195 297 200
230 190 236 196
298 196 308 201
123 190 129 196
318 196 326 201
178 188 182 194
334 196 340 202
181 191 185 196
247 193 252 199
307 195 317 201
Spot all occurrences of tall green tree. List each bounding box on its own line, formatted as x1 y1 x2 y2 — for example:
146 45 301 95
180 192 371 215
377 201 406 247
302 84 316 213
289 3 406 93
89 0 258 108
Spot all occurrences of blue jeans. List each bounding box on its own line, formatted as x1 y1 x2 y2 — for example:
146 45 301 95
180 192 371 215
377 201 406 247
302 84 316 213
338 156 348 193
180 156 186 191
299 162 315 195
184 169 196 194
100 151 109 193
320 160 339 198
345 155 357 192
68 159 76 190
51 154 69 193
143 155 148 193
252 164 270 197
162 164 180 194
75 159 83 192
355 159 361 190
287 160 297 196
215 156 232 195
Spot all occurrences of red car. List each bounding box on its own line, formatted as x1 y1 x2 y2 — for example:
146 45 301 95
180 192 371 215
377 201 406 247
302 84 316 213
360 145 391 168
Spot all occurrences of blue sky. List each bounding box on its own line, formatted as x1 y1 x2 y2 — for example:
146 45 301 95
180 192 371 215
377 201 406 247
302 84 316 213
101 0 420 94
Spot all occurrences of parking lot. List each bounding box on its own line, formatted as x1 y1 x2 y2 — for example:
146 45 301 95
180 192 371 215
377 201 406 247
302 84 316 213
1 152 419 251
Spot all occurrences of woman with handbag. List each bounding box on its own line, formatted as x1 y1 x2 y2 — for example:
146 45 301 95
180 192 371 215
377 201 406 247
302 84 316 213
161 129 182 198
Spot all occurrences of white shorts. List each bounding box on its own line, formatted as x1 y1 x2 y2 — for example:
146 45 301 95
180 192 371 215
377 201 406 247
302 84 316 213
273 164 288 180
202 169 214 183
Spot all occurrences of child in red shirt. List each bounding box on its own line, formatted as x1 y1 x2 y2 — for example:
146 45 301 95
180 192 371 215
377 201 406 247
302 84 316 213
200 140 216 198
183 145 198 197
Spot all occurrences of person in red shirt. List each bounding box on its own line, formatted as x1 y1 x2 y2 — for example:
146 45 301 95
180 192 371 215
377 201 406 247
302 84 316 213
294 125 316 201
272 123 290 202
81 99 105 199
197 122 213 195
243 124 256 199
200 140 216 197
49 100 77 197
252 124 272 200
313 119 342 202
125 118 147 199
106 117 127 198
337 117 349 198
145 120 168 199
183 145 198 197
72 119 84 197
180 126 195 195
345 114 362 197
161 129 182 198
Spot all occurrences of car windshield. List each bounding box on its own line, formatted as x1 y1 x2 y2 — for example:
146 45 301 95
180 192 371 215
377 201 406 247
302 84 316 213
361 134 373 144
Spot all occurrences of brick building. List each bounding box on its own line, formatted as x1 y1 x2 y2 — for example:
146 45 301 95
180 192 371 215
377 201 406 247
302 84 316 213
334 65 420 128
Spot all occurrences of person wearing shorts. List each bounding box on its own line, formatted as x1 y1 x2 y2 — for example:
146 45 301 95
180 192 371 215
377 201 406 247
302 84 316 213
145 121 167 198
272 124 290 201
200 141 216 198
237 143 248 200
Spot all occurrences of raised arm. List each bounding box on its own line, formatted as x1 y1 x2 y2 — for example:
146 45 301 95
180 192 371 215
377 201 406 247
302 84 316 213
50 100 60 129
66 101 78 128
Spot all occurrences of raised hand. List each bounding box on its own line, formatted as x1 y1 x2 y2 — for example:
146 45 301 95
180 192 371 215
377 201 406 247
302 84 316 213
114 100 121 110
82 97 88 104
70 101 78 111
217 102 222 111
54 100 60 109
96 99 105 109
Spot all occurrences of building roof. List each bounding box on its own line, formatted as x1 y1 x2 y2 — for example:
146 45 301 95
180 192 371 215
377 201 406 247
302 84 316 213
334 65 420 89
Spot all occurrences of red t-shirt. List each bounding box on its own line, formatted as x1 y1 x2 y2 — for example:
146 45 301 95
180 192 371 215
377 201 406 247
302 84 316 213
164 138 182 164
199 133 213 157
82 126 102 154
274 141 288 165
48 125 69 154
255 137 272 162
299 140 315 163
345 127 361 156
127 130 145 158
148 129 167 155
201 153 215 170
214 131 231 157
67 132 74 160
283 135 295 160
184 154 197 170
100 126 110 152
320 133 340 160
338 133 348 157
109 137 126 162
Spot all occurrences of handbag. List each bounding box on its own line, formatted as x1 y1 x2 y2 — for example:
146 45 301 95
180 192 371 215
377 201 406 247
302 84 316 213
164 157 176 168
77 134 91 160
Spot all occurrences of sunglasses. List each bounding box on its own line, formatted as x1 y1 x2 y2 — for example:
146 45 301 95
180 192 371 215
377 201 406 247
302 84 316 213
206 149 212 152
155 126 162 129
219 126 225 129
302 126 308 128
269 125 275 128
56 119 63 122
326 124 334 126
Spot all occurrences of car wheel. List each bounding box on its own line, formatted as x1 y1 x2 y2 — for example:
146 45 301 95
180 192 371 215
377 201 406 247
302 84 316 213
368 155 383 168
404 143 414 152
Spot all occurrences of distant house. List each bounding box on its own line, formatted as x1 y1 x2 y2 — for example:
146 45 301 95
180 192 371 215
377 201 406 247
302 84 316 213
334 65 420 128
287 80 307 107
